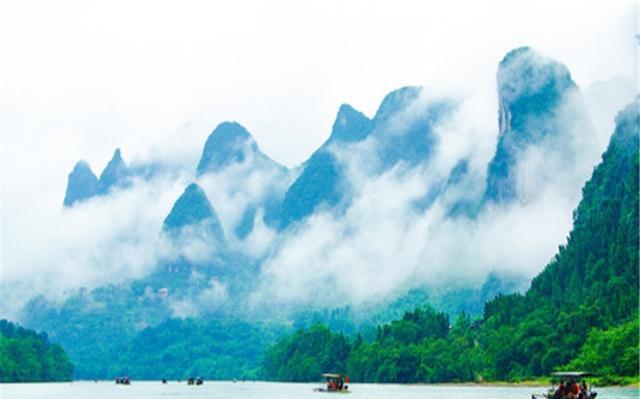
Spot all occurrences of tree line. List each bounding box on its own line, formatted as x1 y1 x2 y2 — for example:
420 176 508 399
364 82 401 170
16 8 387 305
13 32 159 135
0 319 74 382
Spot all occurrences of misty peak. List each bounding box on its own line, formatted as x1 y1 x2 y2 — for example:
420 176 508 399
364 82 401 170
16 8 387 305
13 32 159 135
485 47 586 204
112 148 123 162
373 86 423 123
328 104 372 143
97 148 129 195
163 183 225 242
497 46 574 117
63 160 99 207
197 122 261 175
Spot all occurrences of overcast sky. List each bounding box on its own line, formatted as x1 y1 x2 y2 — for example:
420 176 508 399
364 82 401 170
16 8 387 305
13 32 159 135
0 1 637 308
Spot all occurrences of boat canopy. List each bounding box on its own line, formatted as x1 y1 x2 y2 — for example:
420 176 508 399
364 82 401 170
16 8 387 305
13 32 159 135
550 371 594 378
322 373 342 378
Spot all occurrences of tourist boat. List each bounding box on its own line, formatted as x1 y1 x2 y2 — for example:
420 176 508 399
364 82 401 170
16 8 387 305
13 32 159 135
531 372 597 399
314 373 350 393
187 376 204 385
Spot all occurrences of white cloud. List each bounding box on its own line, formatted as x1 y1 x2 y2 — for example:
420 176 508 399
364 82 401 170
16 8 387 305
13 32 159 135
0 1 636 316
249 78 631 310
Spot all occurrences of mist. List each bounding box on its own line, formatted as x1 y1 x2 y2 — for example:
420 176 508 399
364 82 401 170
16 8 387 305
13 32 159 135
1 1 637 318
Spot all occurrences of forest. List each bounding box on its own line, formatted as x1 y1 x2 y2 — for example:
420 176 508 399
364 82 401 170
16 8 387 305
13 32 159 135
0 319 73 382
261 103 639 384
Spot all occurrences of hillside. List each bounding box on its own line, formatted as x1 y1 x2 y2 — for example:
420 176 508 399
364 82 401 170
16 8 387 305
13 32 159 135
261 100 640 382
0 319 74 382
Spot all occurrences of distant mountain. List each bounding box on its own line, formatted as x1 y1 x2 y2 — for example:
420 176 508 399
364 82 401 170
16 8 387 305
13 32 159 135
195 121 290 238
197 122 283 175
369 86 448 170
271 86 451 230
484 47 591 204
163 182 225 243
63 161 99 207
97 148 129 195
63 148 131 207
268 104 372 230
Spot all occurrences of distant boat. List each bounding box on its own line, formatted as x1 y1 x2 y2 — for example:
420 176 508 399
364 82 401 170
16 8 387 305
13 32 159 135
314 373 350 393
531 372 597 399
115 376 131 385
187 377 204 385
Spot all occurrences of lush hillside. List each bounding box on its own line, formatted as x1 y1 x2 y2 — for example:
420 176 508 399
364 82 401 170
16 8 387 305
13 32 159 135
109 318 286 380
262 324 351 382
478 100 639 380
0 319 73 382
261 100 639 382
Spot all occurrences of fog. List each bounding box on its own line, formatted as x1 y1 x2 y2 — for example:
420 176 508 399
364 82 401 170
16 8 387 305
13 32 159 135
1 1 637 317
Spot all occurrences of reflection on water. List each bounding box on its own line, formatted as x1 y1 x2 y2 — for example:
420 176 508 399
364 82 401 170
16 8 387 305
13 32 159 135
1 381 638 399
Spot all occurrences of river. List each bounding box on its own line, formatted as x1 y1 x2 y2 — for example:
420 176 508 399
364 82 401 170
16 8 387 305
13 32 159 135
1 381 638 399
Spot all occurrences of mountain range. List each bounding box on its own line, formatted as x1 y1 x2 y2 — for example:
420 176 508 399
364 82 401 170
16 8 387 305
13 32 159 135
21 47 637 378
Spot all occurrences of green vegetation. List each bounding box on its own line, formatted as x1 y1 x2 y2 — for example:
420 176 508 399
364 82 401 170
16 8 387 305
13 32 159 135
261 103 639 383
0 319 73 382
112 318 285 380
565 319 638 382
262 324 351 381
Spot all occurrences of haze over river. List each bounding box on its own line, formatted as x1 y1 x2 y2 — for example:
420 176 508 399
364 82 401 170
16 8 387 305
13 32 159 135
1 381 638 399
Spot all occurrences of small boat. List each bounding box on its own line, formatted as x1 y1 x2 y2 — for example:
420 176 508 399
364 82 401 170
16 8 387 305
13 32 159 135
314 373 350 393
532 372 597 399
115 376 131 385
187 376 204 385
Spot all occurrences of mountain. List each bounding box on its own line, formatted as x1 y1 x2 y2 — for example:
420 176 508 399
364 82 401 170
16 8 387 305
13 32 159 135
25 47 635 382
0 319 74 382
261 98 640 383
97 148 129 195
526 99 639 321
196 121 291 238
484 47 591 204
163 182 225 243
330 104 373 143
271 86 450 230
369 86 448 170
63 148 131 207
63 161 99 207
268 104 372 230
197 122 283 175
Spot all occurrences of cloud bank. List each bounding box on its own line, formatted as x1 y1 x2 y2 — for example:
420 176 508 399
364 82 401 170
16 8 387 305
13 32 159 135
1 2 637 318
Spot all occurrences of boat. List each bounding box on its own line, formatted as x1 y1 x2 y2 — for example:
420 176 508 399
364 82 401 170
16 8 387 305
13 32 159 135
532 372 597 399
314 373 350 393
115 376 131 385
187 376 204 385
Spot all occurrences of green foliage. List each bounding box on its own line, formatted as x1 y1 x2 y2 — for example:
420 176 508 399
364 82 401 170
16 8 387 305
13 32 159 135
477 101 639 380
0 319 73 382
565 318 639 377
112 318 284 380
262 324 351 381
262 102 640 383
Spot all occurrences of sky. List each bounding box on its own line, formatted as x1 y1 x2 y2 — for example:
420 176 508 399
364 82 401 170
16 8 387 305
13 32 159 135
0 0 637 315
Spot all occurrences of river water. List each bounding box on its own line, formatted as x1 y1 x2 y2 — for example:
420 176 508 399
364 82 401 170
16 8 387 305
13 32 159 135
1 381 638 399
